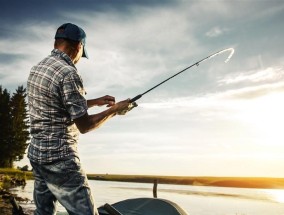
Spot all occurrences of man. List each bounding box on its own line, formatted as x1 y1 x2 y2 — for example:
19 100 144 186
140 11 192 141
27 23 134 215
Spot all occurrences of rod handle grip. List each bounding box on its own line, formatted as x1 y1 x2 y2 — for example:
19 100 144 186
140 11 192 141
130 94 142 103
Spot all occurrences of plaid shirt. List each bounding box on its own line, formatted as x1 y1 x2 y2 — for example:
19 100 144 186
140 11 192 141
27 49 88 164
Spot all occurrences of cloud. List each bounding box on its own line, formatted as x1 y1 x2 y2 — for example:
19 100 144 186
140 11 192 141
0 22 55 90
4 0 284 177
216 66 284 99
0 53 27 64
247 1 284 20
217 82 284 100
205 26 230 38
1 2 199 95
218 66 284 85
0 0 175 28
65 3 202 97
133 68 284 126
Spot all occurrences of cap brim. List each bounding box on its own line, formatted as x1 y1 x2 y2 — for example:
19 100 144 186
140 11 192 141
82 45 88 59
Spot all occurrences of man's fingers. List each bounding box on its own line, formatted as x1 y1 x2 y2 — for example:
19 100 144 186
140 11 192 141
105 101 115 107
104 95 116 106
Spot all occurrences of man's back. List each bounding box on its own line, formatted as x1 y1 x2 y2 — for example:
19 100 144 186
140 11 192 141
27 49 87 164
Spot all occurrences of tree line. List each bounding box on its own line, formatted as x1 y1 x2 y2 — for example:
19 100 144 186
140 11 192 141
0 86 29 168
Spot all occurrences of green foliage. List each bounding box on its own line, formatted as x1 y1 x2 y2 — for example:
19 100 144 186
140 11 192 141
0 168 33 180
0 86 12 167
0 86 30 168
0 175 12 189
0 168 33 190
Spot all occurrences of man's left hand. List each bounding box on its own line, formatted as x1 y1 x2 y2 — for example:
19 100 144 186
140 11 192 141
96 95 116 107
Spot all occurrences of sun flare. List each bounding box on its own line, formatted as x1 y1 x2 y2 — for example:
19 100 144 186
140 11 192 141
266 189 284 203
236 92 284 146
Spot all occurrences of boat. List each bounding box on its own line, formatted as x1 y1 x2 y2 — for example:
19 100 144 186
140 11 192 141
11 196 189 215
98 197 189 215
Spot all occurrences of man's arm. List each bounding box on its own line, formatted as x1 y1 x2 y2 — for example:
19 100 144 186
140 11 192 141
74 99 130 134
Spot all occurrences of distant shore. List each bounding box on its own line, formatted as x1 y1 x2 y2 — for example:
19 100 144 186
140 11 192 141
87 174 284 189
1 167 284 189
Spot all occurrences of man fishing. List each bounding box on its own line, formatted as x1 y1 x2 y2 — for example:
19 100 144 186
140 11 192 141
27 23 134 215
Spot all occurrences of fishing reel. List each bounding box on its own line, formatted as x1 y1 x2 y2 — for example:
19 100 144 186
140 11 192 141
117 101 138 115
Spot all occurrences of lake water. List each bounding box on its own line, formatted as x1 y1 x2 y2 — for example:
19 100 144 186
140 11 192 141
10 180 284 215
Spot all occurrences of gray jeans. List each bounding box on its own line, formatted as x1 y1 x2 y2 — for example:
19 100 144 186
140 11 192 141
30 157 98 215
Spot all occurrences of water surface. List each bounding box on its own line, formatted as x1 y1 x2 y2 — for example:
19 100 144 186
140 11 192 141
11 180 284 215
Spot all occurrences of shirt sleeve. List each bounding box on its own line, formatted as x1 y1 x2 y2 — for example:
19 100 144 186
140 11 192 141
61 70 88 120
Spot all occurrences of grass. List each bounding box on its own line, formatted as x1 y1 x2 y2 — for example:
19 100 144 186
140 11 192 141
0 168 33 179
0 168 33 189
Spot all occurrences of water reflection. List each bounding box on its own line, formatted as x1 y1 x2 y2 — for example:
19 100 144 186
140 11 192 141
10 180 284 215
265 189 284 203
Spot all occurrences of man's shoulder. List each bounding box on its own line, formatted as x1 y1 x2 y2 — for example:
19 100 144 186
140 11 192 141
34 54 76 76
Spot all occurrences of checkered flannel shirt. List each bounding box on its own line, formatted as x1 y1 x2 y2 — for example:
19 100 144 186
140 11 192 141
27 49 88 164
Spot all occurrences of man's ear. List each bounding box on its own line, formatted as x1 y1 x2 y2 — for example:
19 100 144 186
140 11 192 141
76 42 81 53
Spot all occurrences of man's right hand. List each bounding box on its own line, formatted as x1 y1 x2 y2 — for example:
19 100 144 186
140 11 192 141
114 99 138 115
74 98 136 134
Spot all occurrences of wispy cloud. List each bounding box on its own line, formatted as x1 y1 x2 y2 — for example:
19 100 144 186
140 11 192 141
65 4 201 97
206 26 230 38
218 66 284 85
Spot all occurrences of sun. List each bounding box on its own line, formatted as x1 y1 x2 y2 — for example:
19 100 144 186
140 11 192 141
236 92 284 146
266 189 284 203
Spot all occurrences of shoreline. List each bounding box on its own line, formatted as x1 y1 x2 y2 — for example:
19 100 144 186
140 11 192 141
87 174 284 189
0 169 33 215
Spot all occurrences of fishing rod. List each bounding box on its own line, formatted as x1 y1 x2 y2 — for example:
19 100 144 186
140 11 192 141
130 48 235 103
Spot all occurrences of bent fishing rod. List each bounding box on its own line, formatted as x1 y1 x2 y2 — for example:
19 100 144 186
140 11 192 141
130 48 235 103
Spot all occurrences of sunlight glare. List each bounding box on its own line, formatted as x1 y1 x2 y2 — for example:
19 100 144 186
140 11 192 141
236 92 284 146
266 189 284 203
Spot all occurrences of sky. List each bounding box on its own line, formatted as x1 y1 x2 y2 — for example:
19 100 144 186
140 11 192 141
1 0 284 177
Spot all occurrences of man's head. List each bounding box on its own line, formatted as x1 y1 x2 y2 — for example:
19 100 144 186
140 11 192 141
54 23 88 63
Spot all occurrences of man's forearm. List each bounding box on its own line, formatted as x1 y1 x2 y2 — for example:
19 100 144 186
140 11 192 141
75 108 117 134
87 99 100 108
84 111 116 133
75 99 131 134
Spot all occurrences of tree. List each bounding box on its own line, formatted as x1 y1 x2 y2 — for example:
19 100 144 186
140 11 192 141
0 86 12 167
9 86 30 167
0 86 30 168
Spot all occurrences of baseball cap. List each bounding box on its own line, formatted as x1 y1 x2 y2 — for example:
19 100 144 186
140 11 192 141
55 23 88 58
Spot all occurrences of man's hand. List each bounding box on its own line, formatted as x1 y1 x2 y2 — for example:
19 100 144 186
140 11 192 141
115 100 138 115
87 95 115 108
75 98 137 134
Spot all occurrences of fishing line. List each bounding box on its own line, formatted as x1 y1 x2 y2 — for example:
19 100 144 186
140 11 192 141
130 48 235 103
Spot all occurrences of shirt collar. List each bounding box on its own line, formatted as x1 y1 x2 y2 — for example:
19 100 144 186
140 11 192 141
51 49 75 67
